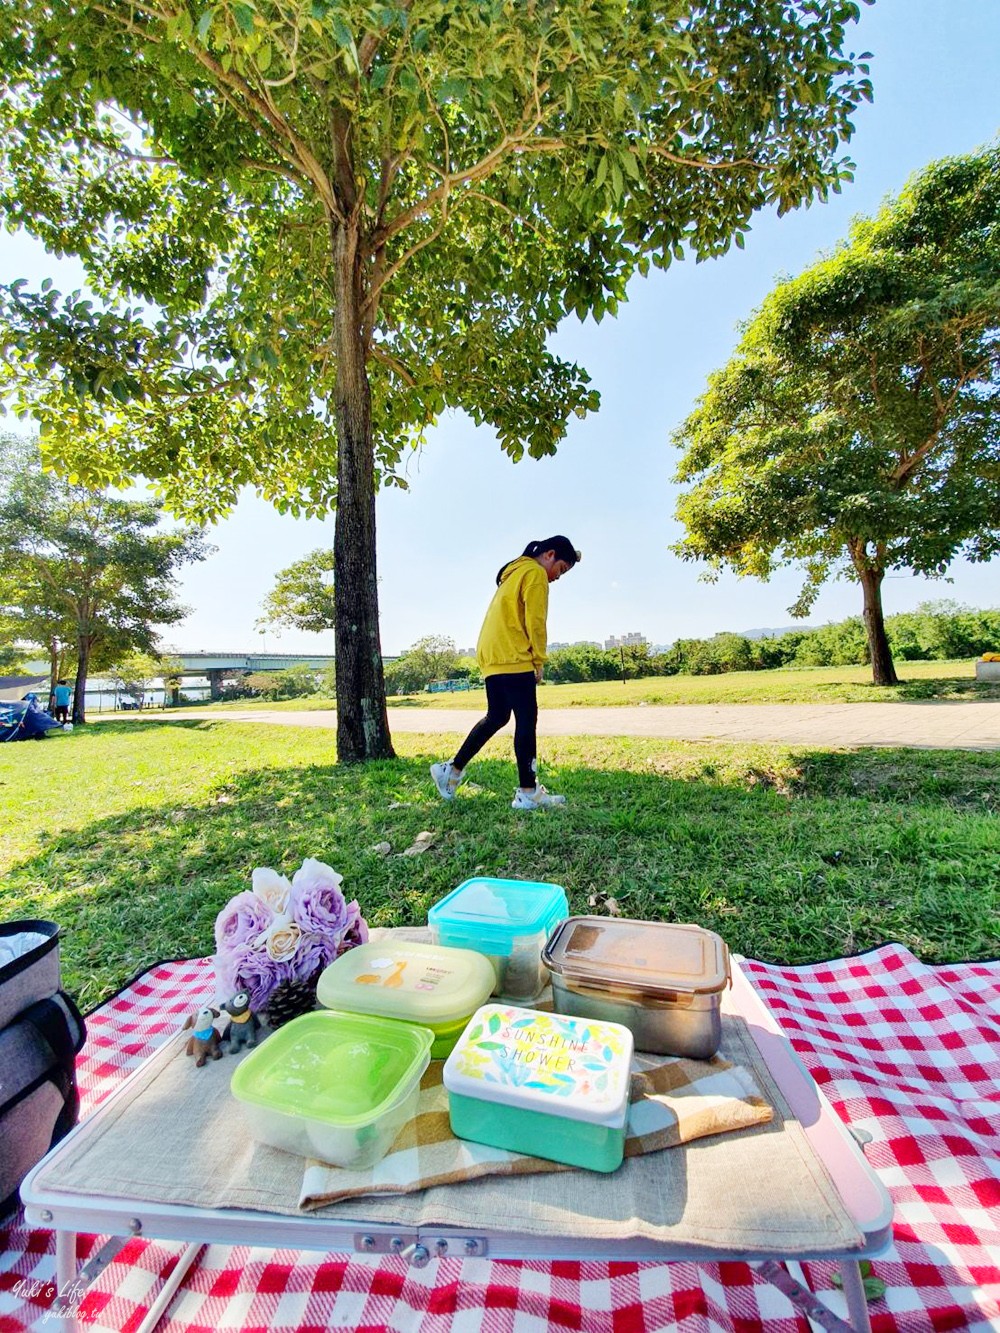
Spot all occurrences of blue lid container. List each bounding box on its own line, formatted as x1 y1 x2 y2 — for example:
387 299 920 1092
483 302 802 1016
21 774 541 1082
428 877 569 1003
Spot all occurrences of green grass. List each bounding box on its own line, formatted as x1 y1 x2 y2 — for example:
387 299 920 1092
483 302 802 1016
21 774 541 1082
165 659 997 712
2 720 998 1010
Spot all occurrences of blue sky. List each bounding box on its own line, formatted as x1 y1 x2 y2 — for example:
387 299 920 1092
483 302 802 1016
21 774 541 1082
5 0 999 656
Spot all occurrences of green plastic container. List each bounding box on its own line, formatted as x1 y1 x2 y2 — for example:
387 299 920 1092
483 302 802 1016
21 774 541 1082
443 1004 634 1173
316 939 497 1059
230 1009 433 1167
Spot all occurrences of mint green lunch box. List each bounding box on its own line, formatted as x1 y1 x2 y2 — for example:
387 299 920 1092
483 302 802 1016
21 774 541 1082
442 1004 634 1173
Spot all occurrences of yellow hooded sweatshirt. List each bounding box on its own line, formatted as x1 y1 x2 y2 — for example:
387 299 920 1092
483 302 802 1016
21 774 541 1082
476 556 549 677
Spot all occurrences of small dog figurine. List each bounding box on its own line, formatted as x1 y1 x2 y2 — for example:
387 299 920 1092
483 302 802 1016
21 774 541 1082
222 989 261 1052
182 1005 223 1066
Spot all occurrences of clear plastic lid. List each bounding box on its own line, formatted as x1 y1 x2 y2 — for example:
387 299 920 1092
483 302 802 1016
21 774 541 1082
542 917 731 999
316 940 496 1025
443 1003 633 1125
428 877 569 956
230 1009 433 1124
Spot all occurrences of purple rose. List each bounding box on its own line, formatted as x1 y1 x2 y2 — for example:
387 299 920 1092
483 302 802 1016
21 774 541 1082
290 858 349 938
230 947 296 1013
291 932 339 981
337 900 369 955
214 890 274 954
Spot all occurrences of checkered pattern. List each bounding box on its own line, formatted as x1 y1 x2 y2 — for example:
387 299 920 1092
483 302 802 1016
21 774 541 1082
1 945 997 1332
742 946 1000 1333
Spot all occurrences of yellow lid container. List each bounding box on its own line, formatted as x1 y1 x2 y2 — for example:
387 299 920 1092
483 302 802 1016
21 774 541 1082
316 940 496 1058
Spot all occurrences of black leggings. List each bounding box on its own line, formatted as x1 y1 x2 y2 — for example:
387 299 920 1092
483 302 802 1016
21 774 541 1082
453 672 537 788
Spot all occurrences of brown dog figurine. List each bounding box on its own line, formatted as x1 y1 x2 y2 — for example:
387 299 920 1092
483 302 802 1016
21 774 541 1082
182 1005 223 1066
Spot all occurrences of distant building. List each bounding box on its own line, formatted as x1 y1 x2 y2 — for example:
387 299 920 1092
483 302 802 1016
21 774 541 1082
605 632 648 650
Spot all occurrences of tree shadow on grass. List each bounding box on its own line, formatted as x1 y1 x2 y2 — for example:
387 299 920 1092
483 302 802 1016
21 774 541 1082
812 676 1000 701
3 747 998 1008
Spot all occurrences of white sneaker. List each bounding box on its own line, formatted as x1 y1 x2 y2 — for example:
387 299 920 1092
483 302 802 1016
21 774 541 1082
511 784 566 810
430 760 464 801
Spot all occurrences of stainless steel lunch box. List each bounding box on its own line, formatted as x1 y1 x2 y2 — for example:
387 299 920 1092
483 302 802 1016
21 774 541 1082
542 917 731 1059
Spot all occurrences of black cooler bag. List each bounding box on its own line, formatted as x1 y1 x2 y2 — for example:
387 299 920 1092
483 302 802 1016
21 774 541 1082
0 921 86 1219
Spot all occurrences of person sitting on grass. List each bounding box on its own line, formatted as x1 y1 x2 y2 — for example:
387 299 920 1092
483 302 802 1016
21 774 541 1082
431 535 581 811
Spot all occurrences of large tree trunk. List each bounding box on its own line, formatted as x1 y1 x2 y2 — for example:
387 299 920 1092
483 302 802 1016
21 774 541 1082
858 565 898 686
73 635 91 723
330 215 394 762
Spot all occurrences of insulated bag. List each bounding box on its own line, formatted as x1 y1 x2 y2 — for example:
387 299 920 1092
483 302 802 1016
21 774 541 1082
0 921 86 1218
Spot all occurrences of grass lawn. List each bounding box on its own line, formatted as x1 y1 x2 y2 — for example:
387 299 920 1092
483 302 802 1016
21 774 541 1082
2 719 998 1010
172 659 998 713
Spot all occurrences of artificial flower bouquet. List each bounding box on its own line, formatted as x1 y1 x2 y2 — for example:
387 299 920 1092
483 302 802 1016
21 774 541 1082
214 858 368 1017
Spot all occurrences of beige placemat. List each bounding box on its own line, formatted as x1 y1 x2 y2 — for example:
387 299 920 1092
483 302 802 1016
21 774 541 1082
43 1008 863 1254
299 1047 772 1209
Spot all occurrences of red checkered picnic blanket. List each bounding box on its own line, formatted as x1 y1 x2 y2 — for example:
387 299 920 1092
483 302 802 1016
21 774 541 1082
1 944 997 1332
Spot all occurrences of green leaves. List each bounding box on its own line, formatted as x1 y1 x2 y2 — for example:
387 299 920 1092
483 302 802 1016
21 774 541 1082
672 142 1000 682
832 1261 887 1303
1 0 881 522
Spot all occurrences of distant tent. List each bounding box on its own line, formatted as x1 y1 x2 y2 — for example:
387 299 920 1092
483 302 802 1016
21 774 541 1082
0 700 63 742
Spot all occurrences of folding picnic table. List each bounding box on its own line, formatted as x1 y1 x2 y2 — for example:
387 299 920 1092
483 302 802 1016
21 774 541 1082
20 957 893 1333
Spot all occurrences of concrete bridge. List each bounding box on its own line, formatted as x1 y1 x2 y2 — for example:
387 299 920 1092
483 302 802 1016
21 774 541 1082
171 651 396 699
170 652 334 699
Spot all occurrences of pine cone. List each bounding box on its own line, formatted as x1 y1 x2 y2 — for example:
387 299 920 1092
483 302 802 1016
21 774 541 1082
265 976 319 1028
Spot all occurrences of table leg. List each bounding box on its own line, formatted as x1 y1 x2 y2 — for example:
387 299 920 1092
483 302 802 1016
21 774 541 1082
837 1260 873 1333
135 1242 204 1333
54 1230 80 1333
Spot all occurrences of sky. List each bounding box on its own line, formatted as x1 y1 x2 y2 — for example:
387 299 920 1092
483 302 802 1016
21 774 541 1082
4 0 1000 657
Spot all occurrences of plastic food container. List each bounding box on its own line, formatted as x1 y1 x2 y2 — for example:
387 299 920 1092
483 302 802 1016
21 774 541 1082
428 877 569 1003
443 1004 634 1173
542 917 731 1059
316 939 496 1059
230 1009 432 1167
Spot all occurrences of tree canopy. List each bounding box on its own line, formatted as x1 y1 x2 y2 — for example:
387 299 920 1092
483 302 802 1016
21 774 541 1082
258 547 336 637
672 144 1000 684
384 633 459 693
0 0 875 754
0 434 210 720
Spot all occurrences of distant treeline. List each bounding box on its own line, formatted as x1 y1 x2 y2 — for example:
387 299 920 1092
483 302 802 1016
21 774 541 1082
544 601 1000 682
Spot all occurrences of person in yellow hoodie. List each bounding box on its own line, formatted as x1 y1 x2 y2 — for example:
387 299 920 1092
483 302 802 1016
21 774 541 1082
431 536 581 810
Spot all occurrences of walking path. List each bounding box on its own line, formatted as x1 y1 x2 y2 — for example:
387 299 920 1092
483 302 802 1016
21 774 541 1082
149 701 1000 749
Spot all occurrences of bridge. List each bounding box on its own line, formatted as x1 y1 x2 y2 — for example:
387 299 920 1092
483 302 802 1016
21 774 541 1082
168 652 334 700
173 651 335 674
170 651 395 699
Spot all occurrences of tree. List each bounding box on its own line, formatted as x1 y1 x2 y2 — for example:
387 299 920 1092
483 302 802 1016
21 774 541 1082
672 145 1000 685
0 0 875 757
384 633 457 693
108 650 162 707
158 652 187 704
258 548 336 638
0 437 210 721
245 664 318 699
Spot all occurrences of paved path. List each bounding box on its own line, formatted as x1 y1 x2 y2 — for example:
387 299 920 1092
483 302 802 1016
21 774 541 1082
151 701 1000 749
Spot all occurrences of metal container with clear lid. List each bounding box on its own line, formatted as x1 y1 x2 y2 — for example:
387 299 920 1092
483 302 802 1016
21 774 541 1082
542 917 731 1058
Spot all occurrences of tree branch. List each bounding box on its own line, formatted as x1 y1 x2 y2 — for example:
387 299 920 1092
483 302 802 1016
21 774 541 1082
369 342 416 387
648 145 764 172
92 0 339 218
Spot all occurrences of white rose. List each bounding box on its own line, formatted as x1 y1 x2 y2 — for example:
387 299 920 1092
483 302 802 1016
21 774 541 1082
252 867 292 914
291 857 344 896
265 921 302 962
